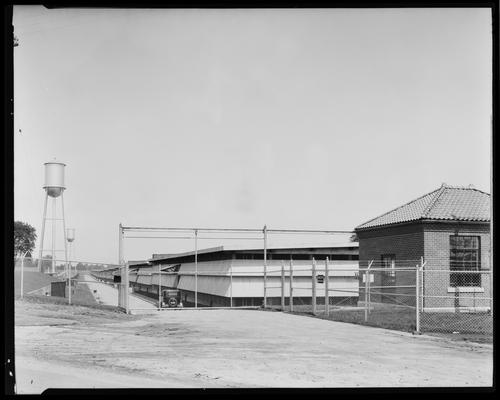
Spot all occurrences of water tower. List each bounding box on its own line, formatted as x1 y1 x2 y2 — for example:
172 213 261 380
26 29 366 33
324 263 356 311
37 160 69 274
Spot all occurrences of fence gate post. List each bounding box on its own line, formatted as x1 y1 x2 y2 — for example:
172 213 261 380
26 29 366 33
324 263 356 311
325 257 330 315
289 258 294 312
312 257 317 315
281 261 285 310
415 262 421 334
364 261 373 322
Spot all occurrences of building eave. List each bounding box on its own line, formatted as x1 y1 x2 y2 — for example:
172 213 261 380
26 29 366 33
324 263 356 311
355 218 491 233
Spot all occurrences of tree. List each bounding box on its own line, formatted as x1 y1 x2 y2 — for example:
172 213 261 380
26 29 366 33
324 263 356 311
14 221 37 257
350 233 359 242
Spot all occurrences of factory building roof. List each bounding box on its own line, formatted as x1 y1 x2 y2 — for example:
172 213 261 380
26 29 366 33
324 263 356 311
149 243 358 263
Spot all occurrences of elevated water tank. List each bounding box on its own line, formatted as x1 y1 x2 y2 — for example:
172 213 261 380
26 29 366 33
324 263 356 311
43 161 66 198
67 228 75 242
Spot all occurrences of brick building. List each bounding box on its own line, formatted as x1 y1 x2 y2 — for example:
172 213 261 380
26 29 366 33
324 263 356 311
355 184 491 309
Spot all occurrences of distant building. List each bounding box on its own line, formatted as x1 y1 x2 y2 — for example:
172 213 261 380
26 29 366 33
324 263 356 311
126 244 359 308
355 184 491 310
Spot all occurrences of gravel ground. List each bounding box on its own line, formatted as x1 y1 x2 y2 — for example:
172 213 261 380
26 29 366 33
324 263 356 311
14 298 493 392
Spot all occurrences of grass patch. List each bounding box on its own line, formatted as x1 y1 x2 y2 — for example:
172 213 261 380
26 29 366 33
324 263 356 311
420 312 492 335
70 280 99 306
14 269 62 296
16 294 120 313
324 307 417 332
272 303 492 344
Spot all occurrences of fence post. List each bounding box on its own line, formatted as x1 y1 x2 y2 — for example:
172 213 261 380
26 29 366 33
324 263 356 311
118 223 128 312
263 225 267 308
289 258 294 312
120 225 130 314
368 260 373 314
421 256 426 311
415 261 423 335
325 257 330 316
230 264 233 308
281 261 285 310
158 264 162 308
125 262 130 313
194 229 198 308
490 268 493 317
20 253 25 298
488 247 493 316
364 260 373 322
312 257 317 315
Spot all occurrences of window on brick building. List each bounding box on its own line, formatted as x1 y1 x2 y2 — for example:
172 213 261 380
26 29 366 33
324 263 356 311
381 254 396 286
449 236 481 287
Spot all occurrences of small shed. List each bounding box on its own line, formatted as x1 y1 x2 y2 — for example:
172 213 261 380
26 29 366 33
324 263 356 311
355 184 491 309
50 281 67 297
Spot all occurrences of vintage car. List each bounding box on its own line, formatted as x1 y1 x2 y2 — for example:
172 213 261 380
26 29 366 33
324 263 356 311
161 289 181 308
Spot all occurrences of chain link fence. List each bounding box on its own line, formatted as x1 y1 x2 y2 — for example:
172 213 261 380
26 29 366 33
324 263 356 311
418 266 492 335
73 256 494 340
15 249 492 340
14 255 120 307
334 259 492 338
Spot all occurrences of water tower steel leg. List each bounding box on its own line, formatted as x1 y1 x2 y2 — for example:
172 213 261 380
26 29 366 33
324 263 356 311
37 193 49 272
61 192 70 304
51 197 56 274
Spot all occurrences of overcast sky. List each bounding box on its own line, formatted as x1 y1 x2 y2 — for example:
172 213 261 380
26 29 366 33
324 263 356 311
13 7 492 264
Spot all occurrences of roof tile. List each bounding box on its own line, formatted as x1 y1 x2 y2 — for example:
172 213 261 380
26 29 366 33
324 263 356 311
356 185 490 230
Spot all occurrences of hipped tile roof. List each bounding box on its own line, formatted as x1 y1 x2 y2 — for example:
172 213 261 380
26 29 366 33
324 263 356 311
356 184 491 230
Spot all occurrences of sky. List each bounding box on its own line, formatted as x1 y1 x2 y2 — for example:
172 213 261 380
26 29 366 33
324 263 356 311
13 7 492 264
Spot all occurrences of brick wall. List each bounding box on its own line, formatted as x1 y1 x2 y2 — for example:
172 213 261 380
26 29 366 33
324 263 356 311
423 222 491 309
357 223 424 305
356 221 491 309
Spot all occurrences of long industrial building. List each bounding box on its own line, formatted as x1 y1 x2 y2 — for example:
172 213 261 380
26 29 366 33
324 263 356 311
94 243 359 308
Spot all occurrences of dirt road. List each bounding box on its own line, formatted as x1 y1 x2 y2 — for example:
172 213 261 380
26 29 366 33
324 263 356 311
14 299 492 392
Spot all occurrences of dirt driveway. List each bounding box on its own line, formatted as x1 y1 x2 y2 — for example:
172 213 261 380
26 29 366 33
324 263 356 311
14 299 492 392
